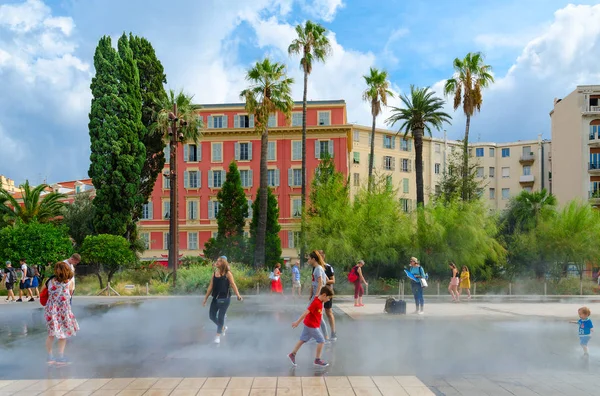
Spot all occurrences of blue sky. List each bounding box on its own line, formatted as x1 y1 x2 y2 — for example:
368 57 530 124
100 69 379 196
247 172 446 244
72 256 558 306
2 0 600 183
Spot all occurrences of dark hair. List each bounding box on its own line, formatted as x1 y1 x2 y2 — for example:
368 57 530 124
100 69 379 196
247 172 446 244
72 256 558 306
319 286 334 297
449 262 457 269
53 261 73 283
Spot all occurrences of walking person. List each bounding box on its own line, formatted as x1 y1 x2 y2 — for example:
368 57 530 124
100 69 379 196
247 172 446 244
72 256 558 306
319 250 337 341
2 261 17 302
288 286 333 368
203 256 243 344
309 250 330 341
409 257 425 314
31 265 41 298
270 263 283 294
291 260 301 297
449 262 460 302
571 306 594 358
458 266 472 300
44 261 79 366
350 260 368 307
17 259 35 302
63 254 81 305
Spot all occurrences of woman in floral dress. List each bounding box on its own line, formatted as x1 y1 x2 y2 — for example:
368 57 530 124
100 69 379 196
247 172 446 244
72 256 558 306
44 261 79 365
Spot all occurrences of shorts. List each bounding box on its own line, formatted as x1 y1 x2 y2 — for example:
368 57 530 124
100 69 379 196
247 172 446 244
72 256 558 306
292 280 301 288
300 326 325 344
5 282 14 291
580 336 591 346
324 298 333 309
20 279 31 290
450 278 459 287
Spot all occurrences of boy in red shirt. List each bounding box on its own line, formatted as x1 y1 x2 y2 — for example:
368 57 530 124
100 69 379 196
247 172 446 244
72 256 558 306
288 286 334 367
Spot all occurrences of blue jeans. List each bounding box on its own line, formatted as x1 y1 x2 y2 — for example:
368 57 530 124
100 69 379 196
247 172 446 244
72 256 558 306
411 282 424 310
209 297 230 334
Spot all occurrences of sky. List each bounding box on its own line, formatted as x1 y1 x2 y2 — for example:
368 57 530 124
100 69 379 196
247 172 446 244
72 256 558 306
2 0 600 183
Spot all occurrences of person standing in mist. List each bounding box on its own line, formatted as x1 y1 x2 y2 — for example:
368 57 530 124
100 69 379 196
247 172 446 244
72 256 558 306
319 250 337 342
351 260 368 307
448 262 460 302
203 256 243 344
309 251 330 341
409 257 425 314
571 306 594 358
291 260 302 297
458 266 472 300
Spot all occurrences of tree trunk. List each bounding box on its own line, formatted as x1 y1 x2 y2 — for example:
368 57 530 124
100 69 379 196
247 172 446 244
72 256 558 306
254 127 269 268
300 69 308 265
368 112 376 192
461 114 471 201
415 128 425 206
96 270 104 290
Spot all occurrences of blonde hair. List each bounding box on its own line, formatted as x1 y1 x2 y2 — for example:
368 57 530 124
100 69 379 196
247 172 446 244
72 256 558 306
217 256 230 276
309 250 326 269
579 306 591 316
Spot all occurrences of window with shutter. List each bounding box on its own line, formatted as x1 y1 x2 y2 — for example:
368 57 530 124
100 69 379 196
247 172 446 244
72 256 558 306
403 178 409 194
292 112 302 127
318 112 330 126
188 232 198 250
164 145 170 164
163 174 171 189
239 142 250 161
268 114 277 128
163 201 170 219
183 171 189 188
247 199 253 219
208 201 214 219
163 232 170 250
141 233 150 250
267 141 276 161
183 144 189 163
288 231 294 248
212 143 223 162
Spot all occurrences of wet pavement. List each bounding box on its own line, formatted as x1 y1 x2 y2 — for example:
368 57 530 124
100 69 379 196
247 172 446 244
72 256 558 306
0 296 598 384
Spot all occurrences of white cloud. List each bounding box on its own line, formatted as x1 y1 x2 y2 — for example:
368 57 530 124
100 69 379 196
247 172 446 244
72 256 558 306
443 4 600 143
475 32 537 50
0 0 48 33
301 0 345 22
0 123 24 160
381 27 409 67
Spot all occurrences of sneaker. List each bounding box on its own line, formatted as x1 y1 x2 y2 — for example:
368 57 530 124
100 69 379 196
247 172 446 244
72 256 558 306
54 357 70 366
412 310 419 314
16 299 22 302
314 359 329 367
213 336 221 344
28 298 35 302
222 326 228 336
330 332 337 341
418 311 424 315
288 353 297 367
47 355 55 365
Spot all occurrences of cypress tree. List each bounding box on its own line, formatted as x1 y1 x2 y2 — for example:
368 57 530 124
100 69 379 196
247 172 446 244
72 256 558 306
204 161 249 262
249 187 281 268
88 34 146 239
128 34 167 220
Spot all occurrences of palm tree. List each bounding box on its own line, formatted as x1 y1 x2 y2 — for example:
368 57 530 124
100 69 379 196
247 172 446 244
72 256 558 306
363 67 393 191
386 86 452 206
241 59 294 267
0 180 66 225
288 20 331 264
444 52 494 200
502 189 557 235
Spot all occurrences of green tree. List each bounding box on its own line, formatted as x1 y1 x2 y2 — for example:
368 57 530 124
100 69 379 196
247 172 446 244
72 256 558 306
288 20 331 268
444 52 494 201
80 234 137 289
306 154 355 264
436 146 485 202
128 34 168 224
0 221 73 266
363 67 393 191
249 188 282 269
62 191 96 249
414 199 505 280
241 59 294 267
88 34 146 240
152 89 202 146
386 86 451 206
204 161 249 262
0 181 66 226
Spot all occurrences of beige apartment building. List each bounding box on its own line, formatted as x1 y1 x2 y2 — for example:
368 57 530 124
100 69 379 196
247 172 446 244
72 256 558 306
349 125 551 211
550 85 600 207
0 175 20 194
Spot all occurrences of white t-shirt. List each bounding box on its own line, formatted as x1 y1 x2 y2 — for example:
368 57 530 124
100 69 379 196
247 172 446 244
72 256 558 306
21 264 28 281
64 259 75 289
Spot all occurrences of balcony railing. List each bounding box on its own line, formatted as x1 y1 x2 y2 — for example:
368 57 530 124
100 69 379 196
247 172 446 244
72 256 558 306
519 175 535 183
589 162 600 170
583 105 600 113
519 152 535 163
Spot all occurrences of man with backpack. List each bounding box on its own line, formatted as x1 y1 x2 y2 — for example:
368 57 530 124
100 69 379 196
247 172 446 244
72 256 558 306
2 261 17 302
17 258 35 302
319 250 337 342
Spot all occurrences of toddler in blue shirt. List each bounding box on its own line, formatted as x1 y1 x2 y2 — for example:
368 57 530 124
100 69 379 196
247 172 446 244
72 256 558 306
571 306 594 357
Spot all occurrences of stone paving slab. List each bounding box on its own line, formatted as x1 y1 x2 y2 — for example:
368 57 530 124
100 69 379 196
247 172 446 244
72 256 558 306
337 301 600 320
0 377 433 396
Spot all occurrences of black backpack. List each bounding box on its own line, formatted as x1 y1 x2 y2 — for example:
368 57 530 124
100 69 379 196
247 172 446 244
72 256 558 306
26 265 34 278
6 268 17 283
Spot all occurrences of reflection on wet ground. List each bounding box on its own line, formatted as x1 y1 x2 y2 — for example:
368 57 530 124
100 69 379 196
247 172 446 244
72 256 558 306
0 296 597 380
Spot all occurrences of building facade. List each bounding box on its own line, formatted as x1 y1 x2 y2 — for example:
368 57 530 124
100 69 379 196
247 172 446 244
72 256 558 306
551 85 600 207
136 100 351 263
0 175 20 194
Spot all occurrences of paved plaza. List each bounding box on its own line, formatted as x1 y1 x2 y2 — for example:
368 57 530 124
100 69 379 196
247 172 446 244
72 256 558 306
1 296 599 395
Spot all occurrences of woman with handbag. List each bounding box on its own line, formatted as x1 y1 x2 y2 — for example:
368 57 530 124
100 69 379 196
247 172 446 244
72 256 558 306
203 256 243 344
409 257 425 315
270 263 283 294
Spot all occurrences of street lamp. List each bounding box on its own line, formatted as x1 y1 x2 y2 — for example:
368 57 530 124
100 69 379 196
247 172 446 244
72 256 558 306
168 104 187 288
